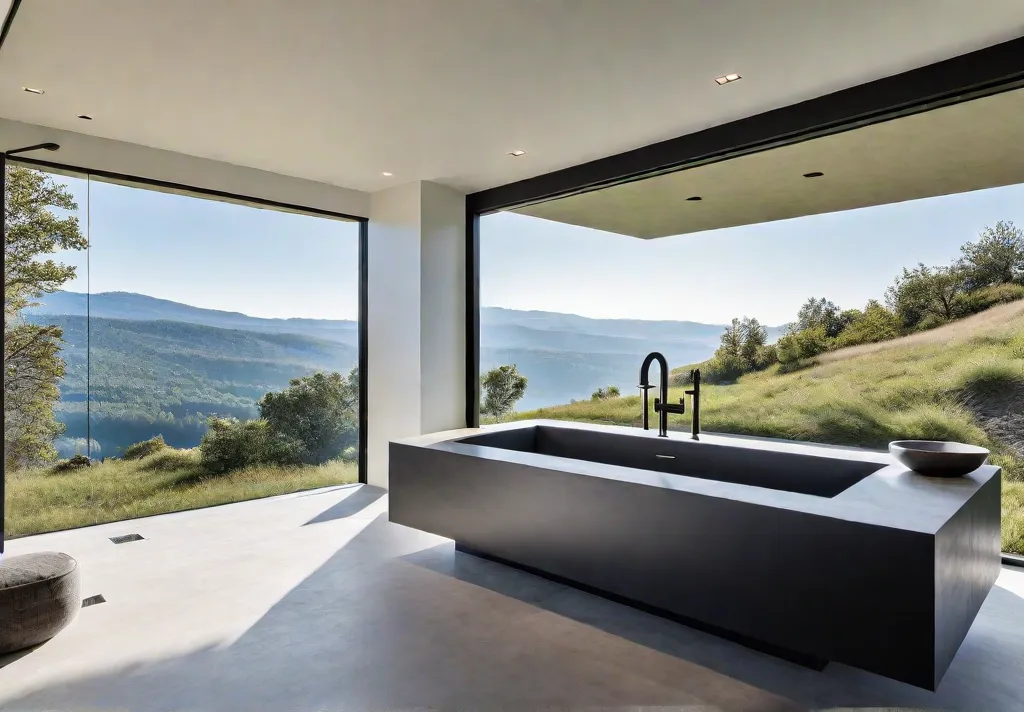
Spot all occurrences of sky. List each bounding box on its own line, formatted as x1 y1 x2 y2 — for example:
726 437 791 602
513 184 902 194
482 182 1024 325
43 171 1024 325
52 176 361 320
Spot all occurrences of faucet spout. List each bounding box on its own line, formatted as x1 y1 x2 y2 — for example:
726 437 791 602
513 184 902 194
639 352 682 437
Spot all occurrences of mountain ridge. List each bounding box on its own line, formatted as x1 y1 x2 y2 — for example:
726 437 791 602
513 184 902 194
28 290 784 410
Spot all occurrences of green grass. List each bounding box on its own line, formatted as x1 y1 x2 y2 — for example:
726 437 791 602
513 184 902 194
4 449 357 539
510 301 1024 554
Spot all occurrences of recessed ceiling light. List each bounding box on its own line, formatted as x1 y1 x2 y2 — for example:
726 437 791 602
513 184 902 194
76 114 93 120
507 150 526 157
803 171 824 178
714 73 741 85
381 171 393 177
22 86 45 95
686 196 702 201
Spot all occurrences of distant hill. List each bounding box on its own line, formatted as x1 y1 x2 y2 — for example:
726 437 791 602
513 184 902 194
24 312 356 455
27 291 359 345
29 290 784 413
479 308 783 408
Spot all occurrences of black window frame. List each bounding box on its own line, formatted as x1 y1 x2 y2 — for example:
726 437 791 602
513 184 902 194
1 154 369 554
464 36 1024 429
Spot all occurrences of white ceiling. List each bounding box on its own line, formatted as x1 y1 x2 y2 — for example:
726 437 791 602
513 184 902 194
515 88 1024 238
0 0 1022 195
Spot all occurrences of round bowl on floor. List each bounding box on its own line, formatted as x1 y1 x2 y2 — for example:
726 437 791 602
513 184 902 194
889 440 989 478
0 551 81 655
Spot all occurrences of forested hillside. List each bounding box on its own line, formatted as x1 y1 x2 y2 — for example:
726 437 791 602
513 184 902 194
33 291 778 412
25 314 356 455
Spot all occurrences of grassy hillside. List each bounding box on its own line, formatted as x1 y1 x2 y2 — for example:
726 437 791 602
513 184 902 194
510 301 1024 554
4 448 357 538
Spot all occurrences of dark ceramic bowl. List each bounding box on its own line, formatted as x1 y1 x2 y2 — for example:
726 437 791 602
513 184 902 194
889 440 989 478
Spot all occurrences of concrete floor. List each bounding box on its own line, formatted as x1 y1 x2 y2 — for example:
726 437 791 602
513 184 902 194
2 484 1023 711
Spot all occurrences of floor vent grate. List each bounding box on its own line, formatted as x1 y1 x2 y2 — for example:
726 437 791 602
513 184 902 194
82 594 106 608
109 533 145 544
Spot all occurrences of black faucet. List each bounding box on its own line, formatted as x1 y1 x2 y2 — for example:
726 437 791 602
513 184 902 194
639 353 701 439
686 368 701 440
638 352 684 437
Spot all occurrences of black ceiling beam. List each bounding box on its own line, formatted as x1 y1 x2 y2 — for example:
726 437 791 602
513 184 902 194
468 35 1024 215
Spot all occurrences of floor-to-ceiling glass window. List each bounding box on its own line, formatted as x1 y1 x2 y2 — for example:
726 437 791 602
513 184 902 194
4 162 362 539
479 92 1024 556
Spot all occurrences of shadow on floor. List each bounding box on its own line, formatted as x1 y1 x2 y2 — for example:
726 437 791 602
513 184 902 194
3 518 1022 711
400 544 1024 712
0 644 43 670
303 485 385 526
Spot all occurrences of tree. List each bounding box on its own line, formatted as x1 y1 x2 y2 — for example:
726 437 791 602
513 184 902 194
258 370 358 464
481 364 527 419
4 165 88 469
718 318 744 358
794 297 847 338
959 221 1024 290
885 263 968 329
738 317 768 367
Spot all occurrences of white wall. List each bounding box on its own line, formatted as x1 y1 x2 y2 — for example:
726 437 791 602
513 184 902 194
366 181 466 488
419 181 467 435
0 118 369 217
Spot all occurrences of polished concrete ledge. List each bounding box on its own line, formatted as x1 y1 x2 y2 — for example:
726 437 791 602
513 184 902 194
390 420 1003 690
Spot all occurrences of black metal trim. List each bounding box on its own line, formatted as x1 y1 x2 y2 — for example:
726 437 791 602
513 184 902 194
465 209 480 428
5 155 365 222
0 0 22 54
1004 553 1024 569
358 218 369 484
467 36 1024 214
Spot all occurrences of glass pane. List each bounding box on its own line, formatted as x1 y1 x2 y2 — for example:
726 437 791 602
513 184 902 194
6 166 361 538
86 178 361 508
4 162 90 540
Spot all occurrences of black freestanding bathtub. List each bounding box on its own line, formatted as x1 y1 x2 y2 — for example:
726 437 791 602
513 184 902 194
389 420 1002 690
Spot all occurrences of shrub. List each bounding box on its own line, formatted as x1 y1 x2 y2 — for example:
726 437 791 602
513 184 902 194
777 326 830 364
591 385 621 400
834 301 900 348
953 283 1024 316
52 454 92 473
259 370 359 464
199 417 301 474
751 344 778 370
122 435 168 460
138 448 200 472
701 353 747 384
